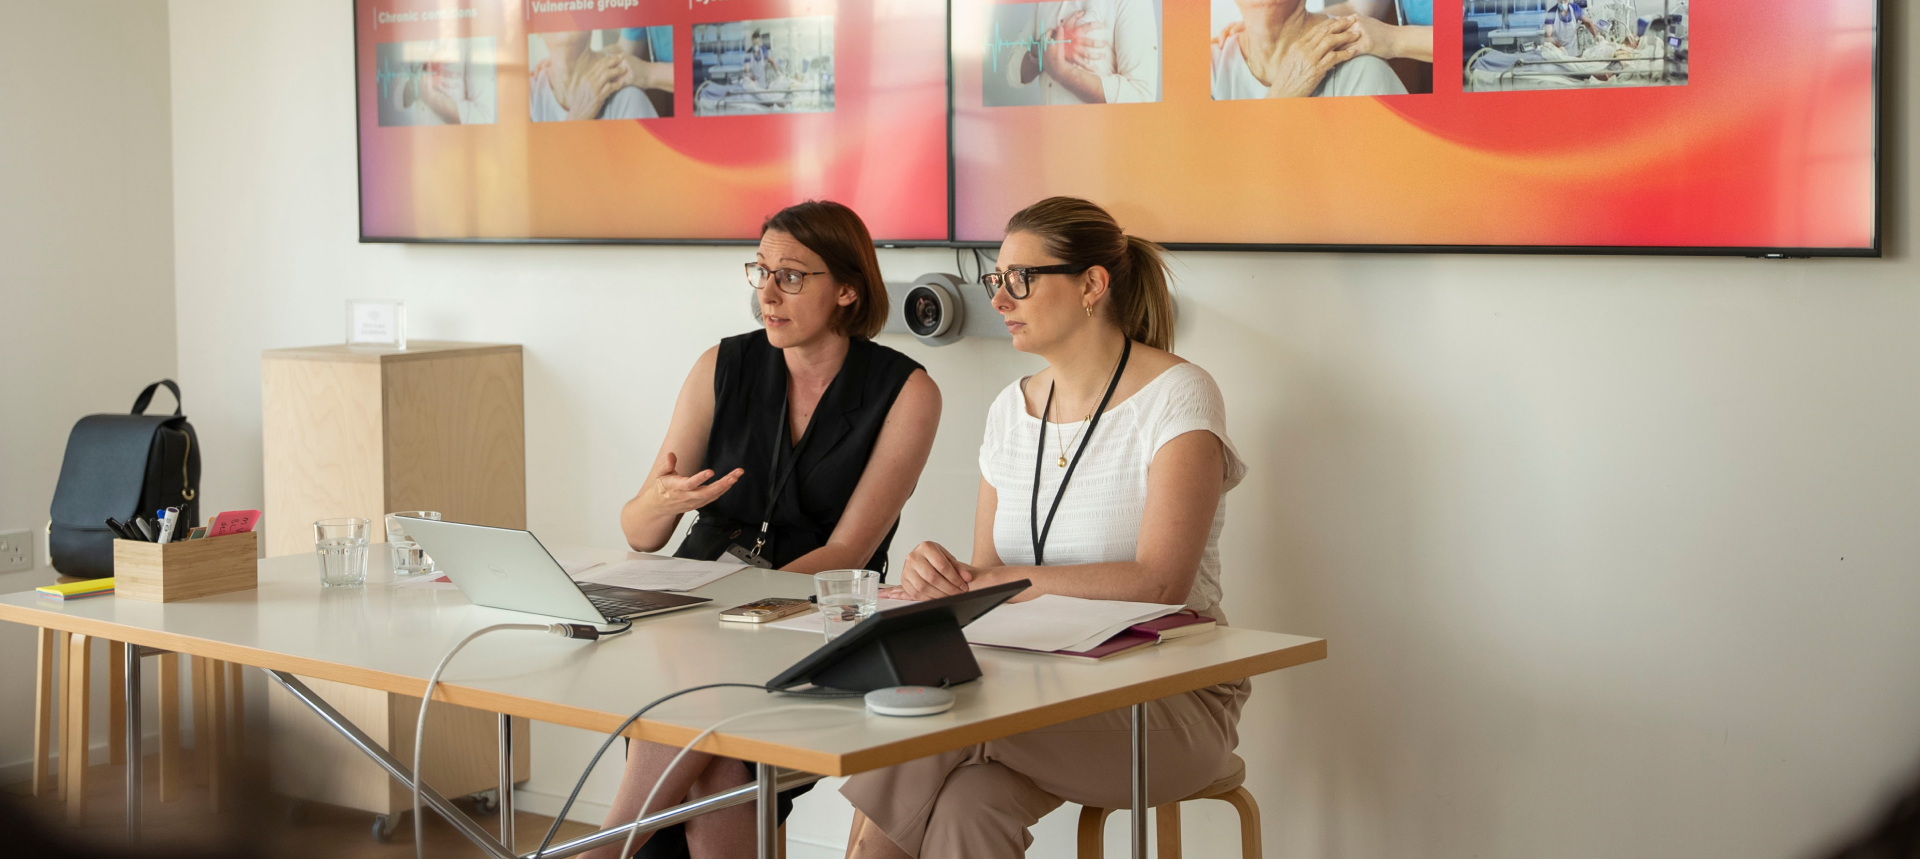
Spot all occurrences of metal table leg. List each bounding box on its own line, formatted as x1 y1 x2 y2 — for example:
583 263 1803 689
125 644 144 842
268 670 518 859
267 668 825 859
1130 701 1148 859
498 712 515 850
757 763 779 859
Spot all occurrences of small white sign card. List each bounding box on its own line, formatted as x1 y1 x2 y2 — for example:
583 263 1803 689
346 299 406 349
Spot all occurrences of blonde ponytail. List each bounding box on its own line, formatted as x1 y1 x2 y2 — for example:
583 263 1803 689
1004 197 1176 352
1119 234 1175 352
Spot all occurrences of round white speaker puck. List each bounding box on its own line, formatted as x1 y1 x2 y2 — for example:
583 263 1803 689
864 686 955 717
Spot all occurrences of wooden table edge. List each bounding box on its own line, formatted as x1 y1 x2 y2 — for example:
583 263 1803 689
0 605 1325 777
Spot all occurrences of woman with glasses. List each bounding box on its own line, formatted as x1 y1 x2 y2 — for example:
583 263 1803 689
595 200 941 859
840 197 1248 858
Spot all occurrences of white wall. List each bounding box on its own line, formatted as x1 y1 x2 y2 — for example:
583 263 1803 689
0 0 178 777
165 1 1917 858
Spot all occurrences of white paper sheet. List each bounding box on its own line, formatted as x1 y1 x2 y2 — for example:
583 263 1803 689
574 556 747 592
766 598 918 633
961 594 1183 653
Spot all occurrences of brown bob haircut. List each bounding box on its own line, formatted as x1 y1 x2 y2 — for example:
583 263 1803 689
760 200 889 340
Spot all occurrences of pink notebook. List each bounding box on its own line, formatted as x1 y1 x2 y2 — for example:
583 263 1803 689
989 612 1217 660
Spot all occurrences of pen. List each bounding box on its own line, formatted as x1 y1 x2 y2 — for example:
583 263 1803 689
134 517 157 542
104 518 133 541
158 507 180 544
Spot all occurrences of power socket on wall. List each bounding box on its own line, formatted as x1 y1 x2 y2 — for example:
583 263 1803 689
0 530 34 573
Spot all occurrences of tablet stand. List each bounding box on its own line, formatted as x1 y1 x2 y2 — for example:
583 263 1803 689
815 614 982 692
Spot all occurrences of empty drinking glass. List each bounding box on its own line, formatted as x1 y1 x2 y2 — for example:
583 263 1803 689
389 540 428 577
315 518 372 588
386 511 441 576
813 569 879 641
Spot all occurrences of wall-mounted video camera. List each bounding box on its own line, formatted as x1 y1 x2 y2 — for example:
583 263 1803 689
903 276 962 344
752 272 1014 347
883 273 1001 347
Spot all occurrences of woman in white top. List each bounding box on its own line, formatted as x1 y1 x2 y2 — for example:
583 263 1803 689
841 197 1249 858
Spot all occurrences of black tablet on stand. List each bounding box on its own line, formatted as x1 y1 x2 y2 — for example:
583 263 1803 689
766 580 1029 692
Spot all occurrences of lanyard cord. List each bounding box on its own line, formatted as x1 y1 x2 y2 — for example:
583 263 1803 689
1030 338 1132 567
751 381 818 559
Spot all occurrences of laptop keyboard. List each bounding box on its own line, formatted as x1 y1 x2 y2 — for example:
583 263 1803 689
588 595 668 618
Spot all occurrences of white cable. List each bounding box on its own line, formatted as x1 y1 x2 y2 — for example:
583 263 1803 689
412 622 552 859
619 704 856 859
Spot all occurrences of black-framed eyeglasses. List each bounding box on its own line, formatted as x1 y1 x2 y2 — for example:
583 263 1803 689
979 263 1092 301
746 262 828 294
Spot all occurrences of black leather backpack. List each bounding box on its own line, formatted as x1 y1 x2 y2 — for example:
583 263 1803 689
48 380 202 578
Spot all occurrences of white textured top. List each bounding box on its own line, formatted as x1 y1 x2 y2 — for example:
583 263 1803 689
980 362 1248 612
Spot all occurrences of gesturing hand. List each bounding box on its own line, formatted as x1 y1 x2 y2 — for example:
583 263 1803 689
1259 16 1361 99
636 453 742 519
898 541 976 601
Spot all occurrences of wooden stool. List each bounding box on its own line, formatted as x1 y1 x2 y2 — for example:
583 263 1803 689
1076 754 1261 859
31 630 230 823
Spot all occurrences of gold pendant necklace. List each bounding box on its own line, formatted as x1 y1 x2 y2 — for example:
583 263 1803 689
1051 346 1127 467
1054 407 1094 467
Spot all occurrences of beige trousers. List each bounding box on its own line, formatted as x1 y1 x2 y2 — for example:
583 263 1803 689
839 679 1250 859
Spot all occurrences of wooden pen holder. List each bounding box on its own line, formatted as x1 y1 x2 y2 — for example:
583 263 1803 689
114 532 258 602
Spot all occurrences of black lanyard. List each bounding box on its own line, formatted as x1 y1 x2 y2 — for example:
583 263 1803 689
750 383 817 560
1030 338 1132 567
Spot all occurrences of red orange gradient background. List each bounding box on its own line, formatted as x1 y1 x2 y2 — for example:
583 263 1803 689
356 0 948 242
953 0 1879 251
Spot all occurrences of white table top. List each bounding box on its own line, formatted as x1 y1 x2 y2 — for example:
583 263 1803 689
1 546 1325 776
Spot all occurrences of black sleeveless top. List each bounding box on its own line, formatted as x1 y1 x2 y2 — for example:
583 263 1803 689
673 331 923 573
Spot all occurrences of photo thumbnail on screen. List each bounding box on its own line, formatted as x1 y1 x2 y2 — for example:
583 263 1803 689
984 0 1163 106
1462 0 1689 92
529 27 674 121
692 17 835 116
376 37 498 126
1209 0 1433 99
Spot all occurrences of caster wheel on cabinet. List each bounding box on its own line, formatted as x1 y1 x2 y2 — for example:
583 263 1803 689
372 811 404 842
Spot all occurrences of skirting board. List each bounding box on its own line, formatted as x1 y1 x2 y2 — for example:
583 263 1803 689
0 730 163 786
507 787 611 825
509 785 849 857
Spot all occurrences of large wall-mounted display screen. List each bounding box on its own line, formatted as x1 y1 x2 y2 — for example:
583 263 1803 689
952 0 1879 253
354 0 948 242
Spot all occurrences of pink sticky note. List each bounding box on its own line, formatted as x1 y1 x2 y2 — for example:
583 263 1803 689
207 510 261 538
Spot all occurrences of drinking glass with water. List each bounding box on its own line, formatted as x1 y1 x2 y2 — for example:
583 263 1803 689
385 511 441 576
314 518 371 588
813 569 879 641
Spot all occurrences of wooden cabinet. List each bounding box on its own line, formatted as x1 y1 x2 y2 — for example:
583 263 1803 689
261 341 529 815
261 341 526 556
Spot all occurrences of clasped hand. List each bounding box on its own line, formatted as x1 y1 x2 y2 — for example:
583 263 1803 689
893 541 980 601
562 50 635 120
1258 16 1361 98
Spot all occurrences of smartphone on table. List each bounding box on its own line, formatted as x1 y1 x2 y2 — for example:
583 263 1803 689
718 597 813 624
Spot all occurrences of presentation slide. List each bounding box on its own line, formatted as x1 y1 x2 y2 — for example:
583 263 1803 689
953 0 1878 252
355 0 948 242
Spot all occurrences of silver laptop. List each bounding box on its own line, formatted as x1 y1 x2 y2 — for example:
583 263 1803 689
403 518 709 624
